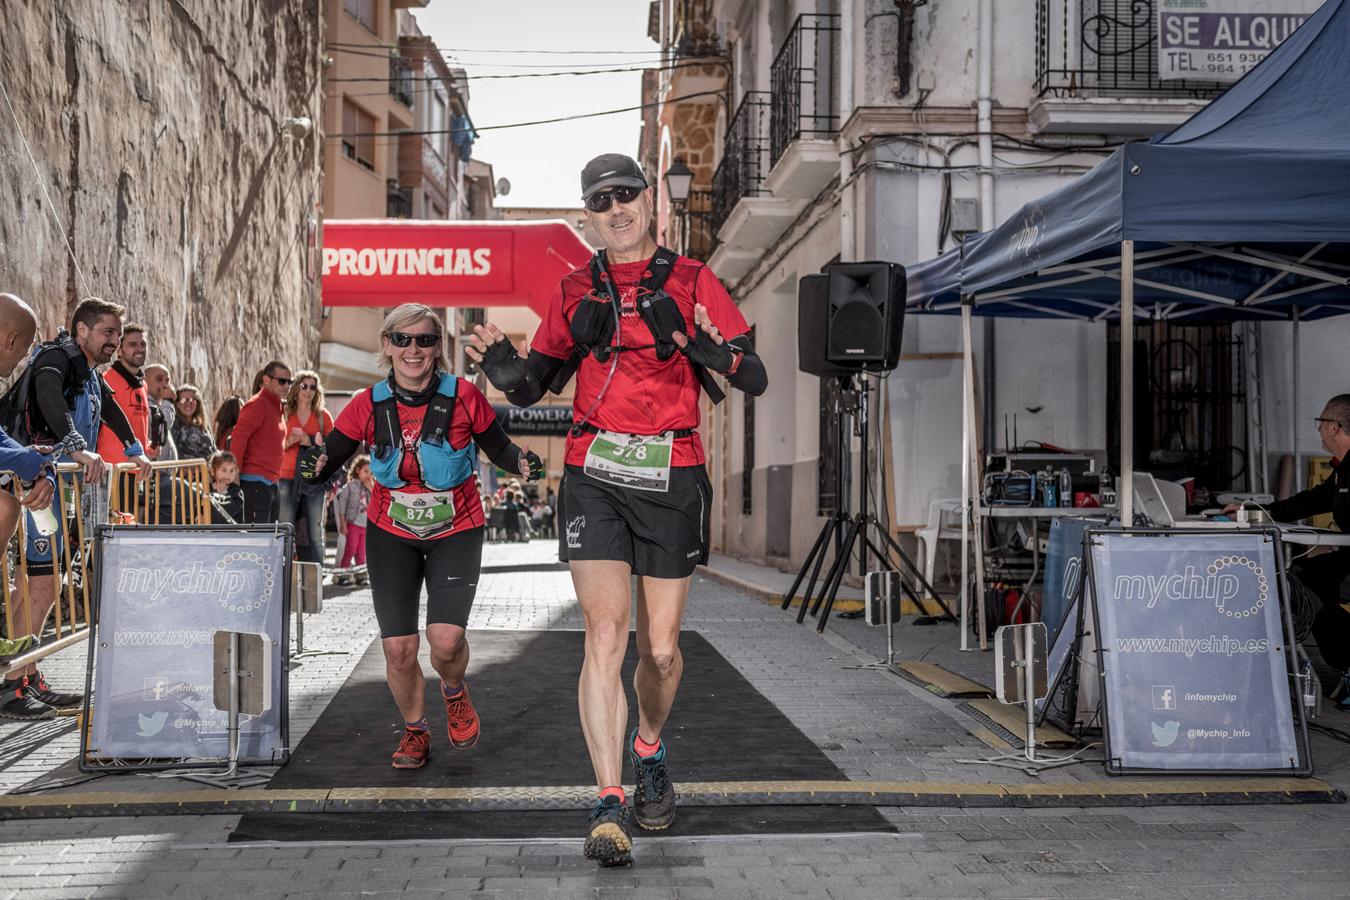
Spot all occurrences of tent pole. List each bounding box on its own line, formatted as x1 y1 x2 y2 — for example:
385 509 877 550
1292 307 1302 493
1120 240 1135 524
960 300 972 651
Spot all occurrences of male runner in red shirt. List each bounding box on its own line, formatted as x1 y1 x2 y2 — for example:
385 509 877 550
467 153 767 866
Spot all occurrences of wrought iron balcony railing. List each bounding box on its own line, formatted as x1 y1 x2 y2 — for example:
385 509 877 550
389 57 416 108
770 13 840 167
386 180 414 218
711 91 771 233
1036 0 1226 99
681 189 716 262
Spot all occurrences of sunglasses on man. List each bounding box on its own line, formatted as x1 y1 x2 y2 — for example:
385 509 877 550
585 185 645 213
269 375 292 386
386 331 442 348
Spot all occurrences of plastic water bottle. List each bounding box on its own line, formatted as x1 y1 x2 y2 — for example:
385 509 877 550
1301 659 1318 714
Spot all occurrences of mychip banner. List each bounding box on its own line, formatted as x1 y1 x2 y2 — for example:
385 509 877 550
1158 0 1325 82
83 526 290 768
1086 529 1309 774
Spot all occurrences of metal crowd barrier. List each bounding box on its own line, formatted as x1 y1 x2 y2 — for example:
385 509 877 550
1 458 214 678
108 458 213 526
2 462 91 677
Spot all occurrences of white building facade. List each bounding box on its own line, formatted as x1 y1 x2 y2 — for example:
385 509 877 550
650 0 1343 567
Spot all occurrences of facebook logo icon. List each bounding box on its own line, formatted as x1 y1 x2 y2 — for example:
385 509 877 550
1152 685 1177 711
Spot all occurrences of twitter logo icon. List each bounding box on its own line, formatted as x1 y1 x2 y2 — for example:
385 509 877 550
1151 720 1181 748
138 711 168 737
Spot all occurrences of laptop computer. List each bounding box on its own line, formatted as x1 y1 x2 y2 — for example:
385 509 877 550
1131 472 1243 528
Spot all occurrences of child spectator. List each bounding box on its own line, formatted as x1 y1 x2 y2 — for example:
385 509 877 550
209 451 244 523
335 455 372 570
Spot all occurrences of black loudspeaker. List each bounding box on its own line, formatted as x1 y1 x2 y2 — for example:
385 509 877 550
797 262 906 376
798 274 856 377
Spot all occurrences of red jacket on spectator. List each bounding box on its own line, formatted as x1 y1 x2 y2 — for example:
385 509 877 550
97 362 149 464
230 389 285 483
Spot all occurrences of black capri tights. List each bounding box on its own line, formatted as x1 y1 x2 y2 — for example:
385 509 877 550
366 524 484 637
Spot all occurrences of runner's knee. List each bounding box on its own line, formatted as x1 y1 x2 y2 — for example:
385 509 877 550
586 620 628 657
383 636 420 670
641 649 678 675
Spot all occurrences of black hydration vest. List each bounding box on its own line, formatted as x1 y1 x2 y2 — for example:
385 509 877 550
549 248 725 404
0 327 91 444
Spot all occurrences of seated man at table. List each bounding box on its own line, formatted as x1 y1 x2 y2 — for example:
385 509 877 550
1229 394 1350 691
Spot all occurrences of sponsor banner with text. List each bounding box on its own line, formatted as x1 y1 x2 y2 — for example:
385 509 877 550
87 528 289 763
1087 530 1303 772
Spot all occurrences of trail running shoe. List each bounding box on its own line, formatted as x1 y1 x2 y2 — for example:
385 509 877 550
444 682 480 750
24 672 83 710
391 727 431 769
583 796 634 867
0 634 38 664
0 678 55 721
628 728 676 831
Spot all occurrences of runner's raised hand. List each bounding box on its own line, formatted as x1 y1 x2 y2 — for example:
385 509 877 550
670 302 723 349
465 324 524 364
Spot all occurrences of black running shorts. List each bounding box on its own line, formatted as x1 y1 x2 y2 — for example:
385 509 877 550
366 524 484 637
557 464 711 579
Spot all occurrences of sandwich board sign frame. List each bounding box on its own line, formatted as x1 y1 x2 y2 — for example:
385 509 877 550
1084 527 1311 776
80 525 292 772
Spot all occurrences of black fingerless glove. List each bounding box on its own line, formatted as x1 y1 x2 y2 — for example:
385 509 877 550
568 295 616 359
479 340 529 393
681 334 739 375
523 449 544 482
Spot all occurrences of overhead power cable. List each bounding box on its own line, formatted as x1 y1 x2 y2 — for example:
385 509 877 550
330 45 671 68
329 89 725 140
330 59 720 85
327 40 663 55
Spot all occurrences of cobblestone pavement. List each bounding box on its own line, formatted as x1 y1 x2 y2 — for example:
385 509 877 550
2 539 1350 898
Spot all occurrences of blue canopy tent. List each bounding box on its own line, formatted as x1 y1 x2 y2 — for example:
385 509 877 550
903 0 1350 647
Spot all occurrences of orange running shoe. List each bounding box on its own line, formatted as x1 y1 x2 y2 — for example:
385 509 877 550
391 727 431 769
444 682 480 750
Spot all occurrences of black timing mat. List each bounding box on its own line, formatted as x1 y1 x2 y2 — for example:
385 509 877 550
232 629 893 841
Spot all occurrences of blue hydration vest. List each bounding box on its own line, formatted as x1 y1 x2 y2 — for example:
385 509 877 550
369 373 476 491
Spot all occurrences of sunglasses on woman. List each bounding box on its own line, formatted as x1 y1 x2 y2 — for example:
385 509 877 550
299 383 318 392
386 331 441 348
585 185 645 213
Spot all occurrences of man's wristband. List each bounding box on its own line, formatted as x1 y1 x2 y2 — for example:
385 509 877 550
725 349 744 377
124 440 145 458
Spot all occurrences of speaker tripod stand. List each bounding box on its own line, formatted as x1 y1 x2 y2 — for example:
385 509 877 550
781 375 956 633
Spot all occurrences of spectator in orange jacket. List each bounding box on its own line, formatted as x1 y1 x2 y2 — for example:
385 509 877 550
96 323 150 465
230 360 290 523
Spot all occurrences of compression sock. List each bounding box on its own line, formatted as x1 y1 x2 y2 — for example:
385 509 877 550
599 786 626 804
441 680 464 699
632 732 662 758
406 717 429 732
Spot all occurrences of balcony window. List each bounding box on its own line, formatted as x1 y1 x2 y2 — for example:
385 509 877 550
710 91 771 233
341 100 376 172
344 0 377 35
387 180 413 218
1036 0 1226 98
769 13 840 167
389 58 415 108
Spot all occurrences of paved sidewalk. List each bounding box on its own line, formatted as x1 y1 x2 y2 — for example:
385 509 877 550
1 541 1348 898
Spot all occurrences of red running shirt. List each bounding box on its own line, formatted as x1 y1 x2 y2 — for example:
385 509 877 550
333 377 496 540
531 255 749 467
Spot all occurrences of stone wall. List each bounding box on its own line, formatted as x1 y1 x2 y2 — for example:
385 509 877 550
0 1 324 409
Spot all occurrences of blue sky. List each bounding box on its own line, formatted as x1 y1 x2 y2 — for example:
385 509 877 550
412 2 658 209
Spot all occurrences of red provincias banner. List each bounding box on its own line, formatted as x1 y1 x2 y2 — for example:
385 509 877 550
320 219 592 317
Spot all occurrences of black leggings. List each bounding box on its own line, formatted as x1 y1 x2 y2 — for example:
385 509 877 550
366 525 484 637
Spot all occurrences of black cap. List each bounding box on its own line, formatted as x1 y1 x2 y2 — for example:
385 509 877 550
580 153 648 200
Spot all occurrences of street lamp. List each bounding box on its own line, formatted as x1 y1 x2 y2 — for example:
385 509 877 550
664 157 694 206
